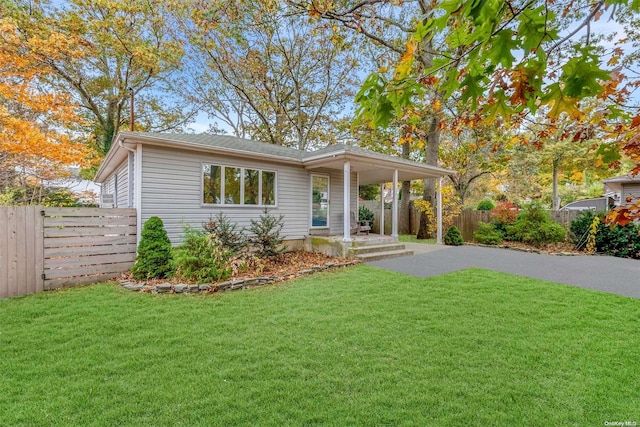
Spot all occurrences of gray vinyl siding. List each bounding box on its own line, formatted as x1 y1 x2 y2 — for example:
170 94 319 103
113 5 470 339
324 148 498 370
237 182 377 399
103 174 116 198
140 145 311 245
308 168 358 236
116 163 129 207
622 183 640 202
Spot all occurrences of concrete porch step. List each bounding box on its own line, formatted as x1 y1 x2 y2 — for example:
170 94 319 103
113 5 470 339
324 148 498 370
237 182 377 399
349 243 407 254
355 249 414 262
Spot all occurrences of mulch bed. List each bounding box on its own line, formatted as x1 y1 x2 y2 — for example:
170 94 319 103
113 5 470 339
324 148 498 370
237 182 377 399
118 251 359 295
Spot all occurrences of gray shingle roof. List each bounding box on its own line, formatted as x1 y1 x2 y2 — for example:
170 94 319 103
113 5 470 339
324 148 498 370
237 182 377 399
136 132 307 160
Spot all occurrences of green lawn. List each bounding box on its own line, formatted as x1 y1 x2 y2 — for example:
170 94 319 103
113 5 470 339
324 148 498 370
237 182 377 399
1 266 639 426
399 234 437 244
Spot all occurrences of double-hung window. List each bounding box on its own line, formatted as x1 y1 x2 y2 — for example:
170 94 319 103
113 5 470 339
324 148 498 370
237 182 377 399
203 164 276 206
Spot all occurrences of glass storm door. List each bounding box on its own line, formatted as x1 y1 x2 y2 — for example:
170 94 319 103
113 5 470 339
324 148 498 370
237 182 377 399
311 175 329 227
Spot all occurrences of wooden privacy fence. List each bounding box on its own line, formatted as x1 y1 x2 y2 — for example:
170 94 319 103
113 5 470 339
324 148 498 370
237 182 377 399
453 210 582 241
361 201 581 240
1 206 137 298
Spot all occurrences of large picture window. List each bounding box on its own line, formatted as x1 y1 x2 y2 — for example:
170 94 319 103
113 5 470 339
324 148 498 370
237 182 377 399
203 164 276 206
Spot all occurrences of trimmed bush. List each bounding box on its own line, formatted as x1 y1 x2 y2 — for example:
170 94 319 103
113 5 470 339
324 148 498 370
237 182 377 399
491 201 519 237
444 225 464 246
131 216 173 280
506 203 566 247
476 199 495 211
203 212 247 255
595 222 640 259
248 208 286 258
570 210 640 258
173 227 232 283
474 222 503 245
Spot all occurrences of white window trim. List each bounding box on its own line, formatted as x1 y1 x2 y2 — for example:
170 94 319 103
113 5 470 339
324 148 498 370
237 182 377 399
310 173 330 229
201 162 277 208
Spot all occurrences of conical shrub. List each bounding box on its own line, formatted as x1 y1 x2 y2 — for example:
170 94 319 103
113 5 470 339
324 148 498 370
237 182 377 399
131 216 173 280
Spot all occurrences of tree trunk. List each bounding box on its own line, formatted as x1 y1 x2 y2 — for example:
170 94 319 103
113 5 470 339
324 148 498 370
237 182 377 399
417 116 440 239
552 158 560 210
399 142 411 234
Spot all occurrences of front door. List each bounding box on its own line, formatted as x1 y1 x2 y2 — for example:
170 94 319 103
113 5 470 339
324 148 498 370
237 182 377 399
311 175 329 228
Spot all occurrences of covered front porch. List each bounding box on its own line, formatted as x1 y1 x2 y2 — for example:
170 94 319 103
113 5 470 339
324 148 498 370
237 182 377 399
304 144 454 247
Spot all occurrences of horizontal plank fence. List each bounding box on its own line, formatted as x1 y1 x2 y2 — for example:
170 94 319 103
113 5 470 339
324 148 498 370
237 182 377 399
1 207 137 298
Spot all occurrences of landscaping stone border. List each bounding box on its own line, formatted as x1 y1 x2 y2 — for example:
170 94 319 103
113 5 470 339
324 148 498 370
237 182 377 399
465 242 581 256
118 261 360 294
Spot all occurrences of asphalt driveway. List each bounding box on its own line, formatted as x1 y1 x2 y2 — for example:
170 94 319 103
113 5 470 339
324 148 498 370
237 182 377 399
369 245 640 299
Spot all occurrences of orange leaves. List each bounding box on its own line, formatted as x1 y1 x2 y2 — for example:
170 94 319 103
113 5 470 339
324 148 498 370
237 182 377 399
394 40 417 80
605 203 640 227
0 18 94 173
508 66 536 106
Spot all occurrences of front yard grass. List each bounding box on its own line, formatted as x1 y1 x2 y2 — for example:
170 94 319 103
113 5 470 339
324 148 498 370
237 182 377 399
399 234 437 244
1 266 638 426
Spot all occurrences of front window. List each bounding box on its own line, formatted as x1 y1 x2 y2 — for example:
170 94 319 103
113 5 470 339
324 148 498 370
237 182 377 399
202 164 277 206
203 164 221 204
244 169 259 205
262 171 276 206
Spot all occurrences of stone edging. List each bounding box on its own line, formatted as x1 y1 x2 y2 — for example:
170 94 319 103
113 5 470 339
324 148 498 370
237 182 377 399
464 242 581 256
118 261 360 294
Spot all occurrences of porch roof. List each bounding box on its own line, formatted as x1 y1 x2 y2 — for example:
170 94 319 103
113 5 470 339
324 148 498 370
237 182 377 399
95 132 454 183
302 144 453 184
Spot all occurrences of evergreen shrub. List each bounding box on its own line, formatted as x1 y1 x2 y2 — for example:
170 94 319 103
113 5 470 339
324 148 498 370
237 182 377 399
203 212 247 255
476 199 495 211
131 216 173 280
506 203 566 247
248 208 286 258
473 222 503 245
173 227 232 283
444 225 464 246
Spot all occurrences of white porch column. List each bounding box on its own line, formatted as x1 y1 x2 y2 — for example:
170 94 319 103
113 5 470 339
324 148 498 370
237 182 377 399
392 169 399 238
343 161 352 243
380 183 385 236
437 176 443 245
356 172 360 214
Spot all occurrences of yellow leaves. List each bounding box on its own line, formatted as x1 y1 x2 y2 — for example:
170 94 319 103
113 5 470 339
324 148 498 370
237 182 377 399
585 215 599 254
394 40 416 80
413 185 462 234
594 156 604 168
570 170 584 183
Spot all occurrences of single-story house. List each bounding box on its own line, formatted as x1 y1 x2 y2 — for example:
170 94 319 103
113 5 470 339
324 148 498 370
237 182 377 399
94 132 454 249
603 174 640 206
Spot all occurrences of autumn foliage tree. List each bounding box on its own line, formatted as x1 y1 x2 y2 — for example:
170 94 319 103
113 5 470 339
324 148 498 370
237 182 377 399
2 0 189 156
184 0 360 150
0 18 94 204
292 0 640 225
